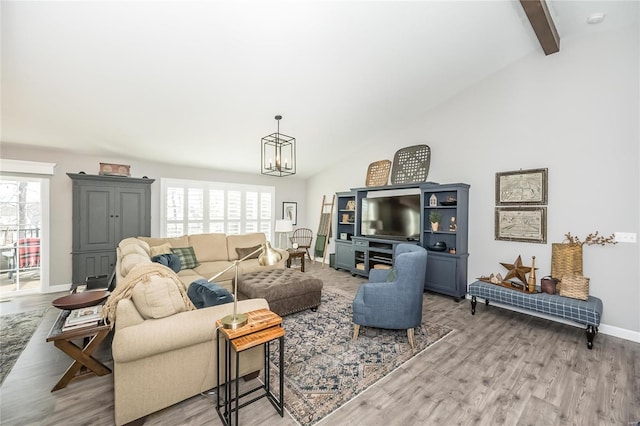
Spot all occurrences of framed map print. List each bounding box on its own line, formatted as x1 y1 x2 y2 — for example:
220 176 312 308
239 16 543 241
495 207 547 244
495 168 548 205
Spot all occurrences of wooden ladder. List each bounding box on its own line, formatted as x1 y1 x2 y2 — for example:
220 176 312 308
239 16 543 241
315 194 335 267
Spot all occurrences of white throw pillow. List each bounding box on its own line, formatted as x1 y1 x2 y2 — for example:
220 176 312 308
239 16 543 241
131 273 188 319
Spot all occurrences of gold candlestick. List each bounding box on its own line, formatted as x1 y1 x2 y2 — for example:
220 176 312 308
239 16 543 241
528 256 536 293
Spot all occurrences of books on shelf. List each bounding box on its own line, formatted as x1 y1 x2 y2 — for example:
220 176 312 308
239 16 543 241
62 305 102 331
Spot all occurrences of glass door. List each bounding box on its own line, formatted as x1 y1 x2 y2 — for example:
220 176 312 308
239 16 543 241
0 178 42 296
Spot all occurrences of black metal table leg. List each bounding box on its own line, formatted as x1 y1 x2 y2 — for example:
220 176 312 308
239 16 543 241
278 334 284 416
235 349 240 426
216 328 222 421
226 338 231 425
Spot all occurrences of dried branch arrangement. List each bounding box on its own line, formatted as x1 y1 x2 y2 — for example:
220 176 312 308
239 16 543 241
564 231 617 246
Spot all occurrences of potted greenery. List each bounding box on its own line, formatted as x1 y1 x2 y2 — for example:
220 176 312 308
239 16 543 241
429 210 442 231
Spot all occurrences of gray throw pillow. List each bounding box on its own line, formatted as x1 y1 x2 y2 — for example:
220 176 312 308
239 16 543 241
236 244 262 260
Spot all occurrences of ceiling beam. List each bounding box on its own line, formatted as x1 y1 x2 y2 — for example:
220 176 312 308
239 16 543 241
520 0 560 55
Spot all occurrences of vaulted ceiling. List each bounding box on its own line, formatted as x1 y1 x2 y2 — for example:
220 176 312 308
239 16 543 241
1 1 636 178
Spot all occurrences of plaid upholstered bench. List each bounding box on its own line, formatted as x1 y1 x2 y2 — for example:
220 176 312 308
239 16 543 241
468 281 603 349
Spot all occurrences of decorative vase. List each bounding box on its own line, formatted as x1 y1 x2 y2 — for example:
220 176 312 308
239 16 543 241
431 222 439 232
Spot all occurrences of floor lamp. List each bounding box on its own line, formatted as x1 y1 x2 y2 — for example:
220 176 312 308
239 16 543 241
274 219 293 249
208 241 282 329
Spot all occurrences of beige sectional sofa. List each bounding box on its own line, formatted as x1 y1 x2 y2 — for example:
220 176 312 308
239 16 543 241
116 232 289 292
110 233 288 425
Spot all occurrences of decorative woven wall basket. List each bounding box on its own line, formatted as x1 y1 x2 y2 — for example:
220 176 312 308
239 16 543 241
551 242 583 279
365 160 391 187
559 274 590 300
390 144 431 184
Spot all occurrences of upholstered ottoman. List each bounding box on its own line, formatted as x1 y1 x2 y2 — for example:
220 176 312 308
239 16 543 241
237 269 323 316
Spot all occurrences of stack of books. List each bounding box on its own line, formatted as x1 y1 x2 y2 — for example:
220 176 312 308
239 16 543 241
62 305 103 331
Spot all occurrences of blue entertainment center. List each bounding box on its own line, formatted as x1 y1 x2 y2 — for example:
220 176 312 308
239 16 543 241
334 182 470 301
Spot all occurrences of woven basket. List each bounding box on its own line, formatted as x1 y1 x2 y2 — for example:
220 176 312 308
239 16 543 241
365 160 391 187
551 242 583 279
559 274 589 300
390 145 431 184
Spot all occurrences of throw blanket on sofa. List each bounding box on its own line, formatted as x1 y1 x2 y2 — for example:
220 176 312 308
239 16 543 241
102 263 196 327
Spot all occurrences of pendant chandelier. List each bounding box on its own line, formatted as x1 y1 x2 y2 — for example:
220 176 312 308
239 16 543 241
261 115 296 177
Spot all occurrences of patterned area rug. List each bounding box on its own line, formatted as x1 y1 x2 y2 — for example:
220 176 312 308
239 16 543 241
0 308 48 386
268 289 453 425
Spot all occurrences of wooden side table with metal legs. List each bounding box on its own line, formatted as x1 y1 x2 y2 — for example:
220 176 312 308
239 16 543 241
216 309 285 426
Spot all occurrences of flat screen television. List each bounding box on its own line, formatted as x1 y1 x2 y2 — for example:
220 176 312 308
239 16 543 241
360 194 421 240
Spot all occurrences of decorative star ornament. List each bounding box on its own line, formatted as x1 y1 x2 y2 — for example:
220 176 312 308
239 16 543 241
500 255 531 283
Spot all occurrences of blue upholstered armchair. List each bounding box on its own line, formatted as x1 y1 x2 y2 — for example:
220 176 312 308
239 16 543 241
352 244 428 348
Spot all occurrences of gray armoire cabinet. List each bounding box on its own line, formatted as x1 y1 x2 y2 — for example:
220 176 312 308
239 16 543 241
68 173 154 284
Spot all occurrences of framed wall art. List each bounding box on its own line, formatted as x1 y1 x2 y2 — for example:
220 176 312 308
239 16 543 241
495 168 548 205
283 202 297 226
495 207 547 244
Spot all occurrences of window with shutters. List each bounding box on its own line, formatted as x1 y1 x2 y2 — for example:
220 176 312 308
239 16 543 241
161 179 275 240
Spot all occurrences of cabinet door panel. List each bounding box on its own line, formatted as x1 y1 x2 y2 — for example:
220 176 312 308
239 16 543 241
79 186 115 251
425 254 457 294
116 188 148 240
335 242 354 270
73 251 116 284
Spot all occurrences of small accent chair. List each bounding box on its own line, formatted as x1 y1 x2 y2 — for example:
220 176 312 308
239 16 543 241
352 244 428 348
290 228 314 263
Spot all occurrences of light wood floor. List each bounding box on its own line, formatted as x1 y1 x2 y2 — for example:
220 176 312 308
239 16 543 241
1 264 639 426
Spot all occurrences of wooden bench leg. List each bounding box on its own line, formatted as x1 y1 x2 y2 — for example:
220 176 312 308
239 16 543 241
586 325 596 350
470 296 489 315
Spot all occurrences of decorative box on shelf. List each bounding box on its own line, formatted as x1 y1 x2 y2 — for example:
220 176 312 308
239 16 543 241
99 162 131 177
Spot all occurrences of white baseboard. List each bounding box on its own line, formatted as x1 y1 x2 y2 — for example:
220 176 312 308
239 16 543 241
598 324 640 343
466 295 640 344
46 284 72 294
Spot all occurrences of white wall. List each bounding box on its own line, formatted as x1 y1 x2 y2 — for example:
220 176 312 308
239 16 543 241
307 26 639 334
0 144 307 287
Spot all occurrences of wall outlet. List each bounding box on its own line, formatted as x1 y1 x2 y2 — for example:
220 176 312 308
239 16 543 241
614 232 637 243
